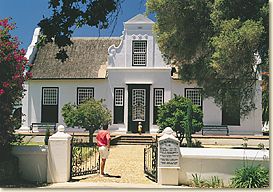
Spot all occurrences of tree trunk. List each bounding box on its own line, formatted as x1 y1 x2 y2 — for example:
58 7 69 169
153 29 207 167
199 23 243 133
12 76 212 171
88 128 95 145
176 130 184 146
186 102 193 147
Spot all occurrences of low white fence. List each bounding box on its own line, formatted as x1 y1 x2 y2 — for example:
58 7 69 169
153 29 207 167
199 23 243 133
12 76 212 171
11 126 270 186
12 146 48 183
178 147 269 186
11 125 71 184
157 127 270 186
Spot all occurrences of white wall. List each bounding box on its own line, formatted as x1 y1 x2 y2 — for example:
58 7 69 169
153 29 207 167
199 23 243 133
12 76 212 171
21 14 263 135
171 80 222 125
179 147 269 186
22 77 262 135
12 146 48 183
108 68 171 132
108 16 165 68
171 80 263 135
22 79 110 129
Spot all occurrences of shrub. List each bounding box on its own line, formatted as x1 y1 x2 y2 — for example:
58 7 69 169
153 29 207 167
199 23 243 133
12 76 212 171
181 139 203 148
191 174 203 187
191 174 224 188
0 18 31 160
157 95 203 145
62 99 111 144
204 176 224 188
230 164 269 188
44 128 50 145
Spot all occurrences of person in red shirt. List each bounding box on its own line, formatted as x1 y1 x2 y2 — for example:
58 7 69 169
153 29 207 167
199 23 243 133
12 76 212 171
96 124 111 176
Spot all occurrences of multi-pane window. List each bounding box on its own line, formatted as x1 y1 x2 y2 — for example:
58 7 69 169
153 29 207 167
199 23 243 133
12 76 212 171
154 89 164 106
42 87 59 123
153 88 164 124
77 88 94 105
132 40 147 66
114 88 124 124
115 89 124 106
185 88 202 108
132 89 146 121
43 88 58 105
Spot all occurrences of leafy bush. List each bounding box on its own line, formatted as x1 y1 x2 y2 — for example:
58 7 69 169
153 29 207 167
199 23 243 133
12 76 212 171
230 164 269 188
157 95 203 145
0 18 31 160
62 99 111 144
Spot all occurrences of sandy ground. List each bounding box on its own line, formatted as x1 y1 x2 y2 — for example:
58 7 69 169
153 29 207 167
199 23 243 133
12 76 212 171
79 145 155 185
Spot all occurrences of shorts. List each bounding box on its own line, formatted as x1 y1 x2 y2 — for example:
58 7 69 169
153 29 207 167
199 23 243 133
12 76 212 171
98 146 110 159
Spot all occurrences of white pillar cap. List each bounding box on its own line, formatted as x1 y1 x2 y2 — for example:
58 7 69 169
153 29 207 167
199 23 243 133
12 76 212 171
57 125 65 132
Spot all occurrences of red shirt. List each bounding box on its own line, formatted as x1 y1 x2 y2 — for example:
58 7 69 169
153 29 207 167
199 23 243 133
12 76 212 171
96 130 111 147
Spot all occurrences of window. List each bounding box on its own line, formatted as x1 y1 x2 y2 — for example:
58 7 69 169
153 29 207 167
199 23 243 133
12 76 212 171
114 88 124 124
154 89 164 106
115 89 124 106
132 89 146 121
42 87 59 123
185 88 202 108
153 88 164 124
43 88 58 105
132 40 147 66
77 88 94 105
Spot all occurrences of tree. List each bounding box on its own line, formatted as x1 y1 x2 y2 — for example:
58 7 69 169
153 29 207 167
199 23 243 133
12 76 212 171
157 95 203 146
261 71 269 124
0 18 32 160
62 99 112 144
38 0 123 61
147 0 269 117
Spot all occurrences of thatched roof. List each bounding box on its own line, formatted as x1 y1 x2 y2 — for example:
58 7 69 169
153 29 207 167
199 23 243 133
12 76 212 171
31 37 120 79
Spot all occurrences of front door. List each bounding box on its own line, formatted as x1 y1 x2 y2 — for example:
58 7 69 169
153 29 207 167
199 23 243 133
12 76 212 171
128 84 150 133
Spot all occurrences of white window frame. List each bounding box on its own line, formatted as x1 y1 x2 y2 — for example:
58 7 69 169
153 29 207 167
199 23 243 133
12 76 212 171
43 88 58 105
114 88 124 106
132 40 147 66
132 89 146 121
154 89 164 106
185 88 202 107
77 87 94 105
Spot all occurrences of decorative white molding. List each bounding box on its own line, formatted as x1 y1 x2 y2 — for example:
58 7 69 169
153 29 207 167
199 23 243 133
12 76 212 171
25 27 40 60
124 14 154 25
131 34 149 40
108 32 124 66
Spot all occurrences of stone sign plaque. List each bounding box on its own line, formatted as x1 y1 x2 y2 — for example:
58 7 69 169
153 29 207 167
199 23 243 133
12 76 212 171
158 138 180 168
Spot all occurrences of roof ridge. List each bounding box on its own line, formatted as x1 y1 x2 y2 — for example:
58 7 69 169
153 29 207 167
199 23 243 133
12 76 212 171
70 37 121 40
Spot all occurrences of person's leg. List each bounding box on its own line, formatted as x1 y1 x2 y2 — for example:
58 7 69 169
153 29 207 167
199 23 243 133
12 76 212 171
100 158 106 175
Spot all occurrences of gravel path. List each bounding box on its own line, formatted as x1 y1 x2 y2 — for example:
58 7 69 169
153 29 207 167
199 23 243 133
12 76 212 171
80 145 155 185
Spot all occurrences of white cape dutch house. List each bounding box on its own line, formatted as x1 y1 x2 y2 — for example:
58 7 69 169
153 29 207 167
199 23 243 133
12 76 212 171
19 14 263 135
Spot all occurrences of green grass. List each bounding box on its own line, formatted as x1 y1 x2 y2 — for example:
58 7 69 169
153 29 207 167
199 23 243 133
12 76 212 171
13 141 44 146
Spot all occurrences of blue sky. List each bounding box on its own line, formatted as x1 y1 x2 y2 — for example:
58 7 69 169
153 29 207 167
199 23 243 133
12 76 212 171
0 0 154 49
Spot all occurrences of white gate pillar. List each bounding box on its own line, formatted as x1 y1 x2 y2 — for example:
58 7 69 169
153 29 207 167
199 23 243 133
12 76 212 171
158 127 180 185
47 125 72 183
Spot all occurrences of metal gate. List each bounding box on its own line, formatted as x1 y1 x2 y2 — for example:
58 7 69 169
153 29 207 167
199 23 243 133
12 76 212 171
70 136 100 179
144 137 158 182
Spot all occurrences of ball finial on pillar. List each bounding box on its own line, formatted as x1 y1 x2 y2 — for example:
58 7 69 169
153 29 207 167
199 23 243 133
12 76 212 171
57 125 65 132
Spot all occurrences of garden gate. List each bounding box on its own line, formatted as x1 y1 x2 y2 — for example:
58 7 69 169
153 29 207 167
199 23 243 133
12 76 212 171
70 136 100 179
144 136 158 182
